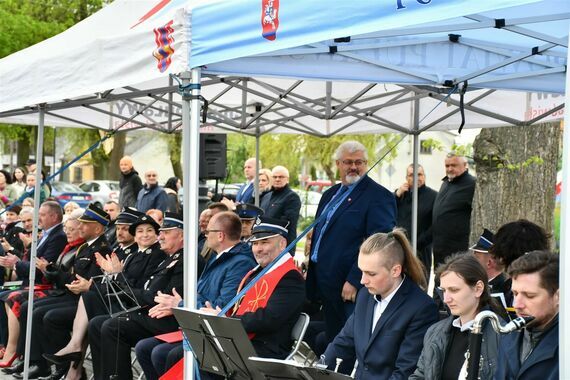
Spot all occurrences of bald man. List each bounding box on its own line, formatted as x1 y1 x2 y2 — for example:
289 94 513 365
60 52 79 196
119 156 143 208
236 157 262 203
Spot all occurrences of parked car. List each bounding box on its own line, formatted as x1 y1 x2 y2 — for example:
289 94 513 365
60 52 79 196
294 189 322 218
218 183 241 201
79 180 120 208
51 181 93 208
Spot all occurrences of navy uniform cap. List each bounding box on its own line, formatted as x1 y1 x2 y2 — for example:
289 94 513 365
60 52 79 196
250 216 289 241
471 228 494 253
116 207 145 225
129 214 161 235
235 203 264 220
161 212 184 230
78 203 110 227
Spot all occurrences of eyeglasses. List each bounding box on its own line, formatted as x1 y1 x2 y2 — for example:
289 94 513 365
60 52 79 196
272 175 287 179
341 159 367 167
146 174 157 177
204 229 223 235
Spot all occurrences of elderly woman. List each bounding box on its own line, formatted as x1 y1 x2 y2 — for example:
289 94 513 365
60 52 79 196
0 209 85 368
410 253 502 380
43 213 165 380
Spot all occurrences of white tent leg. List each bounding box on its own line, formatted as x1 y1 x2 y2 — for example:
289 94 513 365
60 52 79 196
559 29 570 380
22 105 46 378
411 97 420 254
255 127 260 207
182 68 201 380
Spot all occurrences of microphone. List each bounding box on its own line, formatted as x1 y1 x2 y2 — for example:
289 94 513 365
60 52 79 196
501 316 535 333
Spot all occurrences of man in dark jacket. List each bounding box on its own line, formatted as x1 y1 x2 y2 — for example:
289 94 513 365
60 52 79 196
12 204 112 379
395 164 437 281
136 169 168 213
431 153 476 269
495 250 559 380
118 156 143 209
260 165 301 247
0 201 67 286
93 212 185 380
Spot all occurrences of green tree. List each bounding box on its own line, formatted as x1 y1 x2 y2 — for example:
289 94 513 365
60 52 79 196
0 1 125 176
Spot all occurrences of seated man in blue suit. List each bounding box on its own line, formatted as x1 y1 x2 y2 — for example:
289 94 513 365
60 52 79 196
324 229 438 379
495 250 559 380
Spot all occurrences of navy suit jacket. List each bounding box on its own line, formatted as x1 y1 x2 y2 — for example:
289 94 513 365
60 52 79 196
494 317 558 380
16 222 67 285
324 277 438 380
307 175 396 295
236 182 254 203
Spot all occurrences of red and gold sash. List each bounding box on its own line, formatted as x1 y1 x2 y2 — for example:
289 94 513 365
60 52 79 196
231 257 298 338
159 257 299 380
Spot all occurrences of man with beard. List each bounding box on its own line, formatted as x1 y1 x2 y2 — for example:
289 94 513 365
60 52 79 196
306 141 396 354
136 170 168 213
495 250 559 379
118 156 143 209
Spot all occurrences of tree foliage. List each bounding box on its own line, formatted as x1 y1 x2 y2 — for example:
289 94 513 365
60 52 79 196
0 1 123 177
225 132 401 186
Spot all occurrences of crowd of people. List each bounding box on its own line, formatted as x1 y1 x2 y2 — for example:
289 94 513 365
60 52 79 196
0 141 557 379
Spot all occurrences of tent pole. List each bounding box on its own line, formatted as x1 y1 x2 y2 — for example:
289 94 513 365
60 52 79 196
411 98 420 255
182 68 201 380
22 105 46 378
559 29 570 380
255 126 260 206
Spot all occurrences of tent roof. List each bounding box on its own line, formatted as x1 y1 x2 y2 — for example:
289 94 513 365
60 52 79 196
0 0 567 136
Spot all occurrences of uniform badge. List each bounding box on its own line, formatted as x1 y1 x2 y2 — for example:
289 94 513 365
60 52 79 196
145 248 151 255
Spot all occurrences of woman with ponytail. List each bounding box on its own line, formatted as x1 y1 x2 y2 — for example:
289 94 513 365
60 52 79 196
323 228 438 379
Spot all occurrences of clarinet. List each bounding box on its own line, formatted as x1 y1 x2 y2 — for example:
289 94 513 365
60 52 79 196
466 310 534 380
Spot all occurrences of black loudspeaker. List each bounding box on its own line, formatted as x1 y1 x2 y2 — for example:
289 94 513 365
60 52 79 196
199 134 227 180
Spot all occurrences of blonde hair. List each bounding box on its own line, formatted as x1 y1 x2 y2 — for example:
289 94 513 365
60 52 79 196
359 228 427 290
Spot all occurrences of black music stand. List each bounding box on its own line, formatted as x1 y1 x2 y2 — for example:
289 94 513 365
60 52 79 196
249 357 354 380
172 307 264 380
92 272 142 318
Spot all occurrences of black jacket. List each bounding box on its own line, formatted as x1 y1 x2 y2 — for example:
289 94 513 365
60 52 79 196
432 170 476 257
395 185 437 251
132 248 184 307
45 234 111 291
119 169 143 209
121 241 166 289
259 184 301 245
104 221 117 250
239 269 305 359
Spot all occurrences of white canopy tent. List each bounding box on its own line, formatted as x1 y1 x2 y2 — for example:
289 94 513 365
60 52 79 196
0 0 568 378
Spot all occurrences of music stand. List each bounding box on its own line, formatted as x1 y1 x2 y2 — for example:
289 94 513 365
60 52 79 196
172 307 264 380
92 272 142 318
248 357 354 380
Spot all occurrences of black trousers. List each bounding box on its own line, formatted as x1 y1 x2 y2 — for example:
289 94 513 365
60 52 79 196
18 294 78 366
90 311 179 380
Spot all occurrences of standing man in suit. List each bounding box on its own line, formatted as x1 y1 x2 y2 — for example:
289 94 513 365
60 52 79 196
259 165 301 247
306 140 396 353
324 230 438 378
495 250 559 380
235 157 261 204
